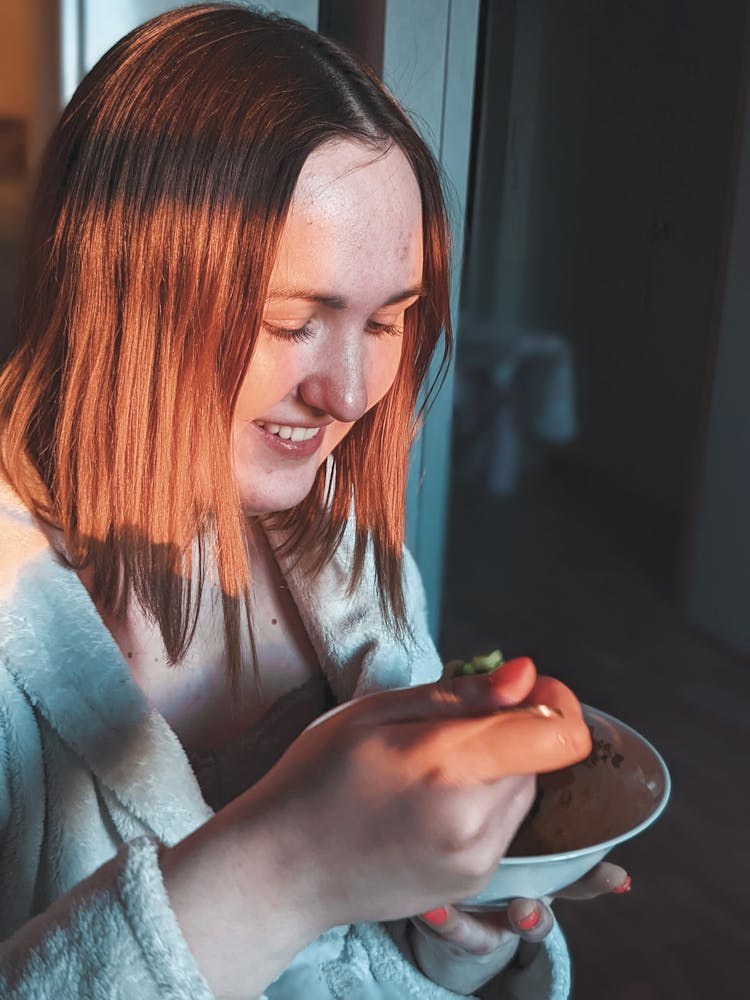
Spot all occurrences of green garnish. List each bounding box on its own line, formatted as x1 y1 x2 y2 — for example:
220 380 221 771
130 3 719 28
443 649 504 679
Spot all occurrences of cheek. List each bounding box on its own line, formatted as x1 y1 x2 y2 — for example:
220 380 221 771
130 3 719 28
233 342 294 421
367 336 405 405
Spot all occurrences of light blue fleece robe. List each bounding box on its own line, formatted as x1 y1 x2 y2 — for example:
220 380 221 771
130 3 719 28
0 478 570 999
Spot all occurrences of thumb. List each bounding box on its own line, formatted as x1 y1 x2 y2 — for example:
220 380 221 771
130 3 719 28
345 657 538 727
451 656 537 708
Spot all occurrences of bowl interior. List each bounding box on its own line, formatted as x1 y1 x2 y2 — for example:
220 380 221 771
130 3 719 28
507 704 670 857
459 705 670 907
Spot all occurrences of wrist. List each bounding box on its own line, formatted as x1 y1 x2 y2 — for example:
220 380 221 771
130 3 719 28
160 788 328 998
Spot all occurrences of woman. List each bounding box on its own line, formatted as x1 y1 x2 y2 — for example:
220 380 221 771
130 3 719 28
0 5 626 998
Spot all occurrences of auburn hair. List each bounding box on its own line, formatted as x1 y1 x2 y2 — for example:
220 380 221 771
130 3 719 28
0 2 452 691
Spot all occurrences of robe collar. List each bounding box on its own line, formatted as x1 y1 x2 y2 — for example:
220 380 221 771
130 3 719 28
0 480 427 843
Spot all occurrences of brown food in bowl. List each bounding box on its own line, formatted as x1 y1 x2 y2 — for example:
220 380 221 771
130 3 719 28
507 722 655 856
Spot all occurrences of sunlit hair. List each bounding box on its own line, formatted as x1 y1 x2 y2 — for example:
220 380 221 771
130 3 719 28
0 2 452 691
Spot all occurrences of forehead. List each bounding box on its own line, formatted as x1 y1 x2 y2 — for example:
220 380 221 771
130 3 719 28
269 139 423 295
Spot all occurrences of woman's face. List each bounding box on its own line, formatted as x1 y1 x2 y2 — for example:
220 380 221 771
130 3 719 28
232 138 424 516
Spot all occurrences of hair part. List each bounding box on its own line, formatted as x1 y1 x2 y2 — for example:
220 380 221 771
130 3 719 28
0 2 452 693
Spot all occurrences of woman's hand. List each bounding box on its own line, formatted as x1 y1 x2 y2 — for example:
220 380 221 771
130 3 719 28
257 656 592 931
160 657 590 999
399 664 630 993
408 861 632 995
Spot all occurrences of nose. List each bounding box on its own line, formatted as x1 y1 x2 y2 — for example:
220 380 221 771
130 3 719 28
298 336 369 423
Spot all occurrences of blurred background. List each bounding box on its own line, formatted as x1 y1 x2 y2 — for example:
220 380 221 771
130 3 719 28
1 2 749 997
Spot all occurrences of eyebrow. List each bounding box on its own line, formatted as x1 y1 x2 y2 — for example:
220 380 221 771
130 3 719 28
266 285 426 309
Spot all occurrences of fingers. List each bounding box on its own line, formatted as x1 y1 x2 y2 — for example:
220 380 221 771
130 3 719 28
315 662 591 782
553 861 632 901
383 697 592 780
505 898 555 942
412 898 555 957
346 657 539 727
413 904 516 957
326 660 584 742
521 674 586 724
451 656 538 709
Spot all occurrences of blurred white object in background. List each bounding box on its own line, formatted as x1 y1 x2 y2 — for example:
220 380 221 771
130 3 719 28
455 310 577 495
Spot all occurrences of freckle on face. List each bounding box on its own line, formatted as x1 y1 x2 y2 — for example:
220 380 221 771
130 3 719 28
231 140 423 516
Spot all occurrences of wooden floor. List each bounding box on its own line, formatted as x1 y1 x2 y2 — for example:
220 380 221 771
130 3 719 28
439 457 749 1000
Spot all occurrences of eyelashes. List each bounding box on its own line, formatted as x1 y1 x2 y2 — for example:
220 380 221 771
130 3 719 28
263 319 403 343
366 319 402 338
263 323 317 344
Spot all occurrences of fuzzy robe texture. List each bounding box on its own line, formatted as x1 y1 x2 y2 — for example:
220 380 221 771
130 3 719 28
0 478 571 999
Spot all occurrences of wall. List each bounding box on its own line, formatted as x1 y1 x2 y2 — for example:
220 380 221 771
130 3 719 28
462 0 747 515
0 0 59 358
687 18 750 654
552 0 747 514
66 0 317 96
0 0 34 243
382 0 479 633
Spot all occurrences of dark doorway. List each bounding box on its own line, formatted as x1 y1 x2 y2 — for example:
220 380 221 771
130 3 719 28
440 3 750 998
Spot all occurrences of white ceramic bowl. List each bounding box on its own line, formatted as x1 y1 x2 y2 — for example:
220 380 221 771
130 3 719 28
460 704 671 908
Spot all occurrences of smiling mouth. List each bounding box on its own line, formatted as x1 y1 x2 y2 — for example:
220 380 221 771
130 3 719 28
255 421 322 442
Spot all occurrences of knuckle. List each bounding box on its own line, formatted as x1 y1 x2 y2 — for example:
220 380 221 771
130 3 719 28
571 720 594 759
445 828 504 887
518 776 538 817
420 798 489 856
464 853 499 887
511 774 537 808
427 684 461 712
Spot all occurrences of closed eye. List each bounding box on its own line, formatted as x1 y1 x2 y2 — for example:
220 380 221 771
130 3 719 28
366 319 402 337
263 319 403 342
263 322 316 343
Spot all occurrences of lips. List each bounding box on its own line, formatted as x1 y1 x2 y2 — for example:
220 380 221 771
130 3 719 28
256 421 321 442
253 420 325 458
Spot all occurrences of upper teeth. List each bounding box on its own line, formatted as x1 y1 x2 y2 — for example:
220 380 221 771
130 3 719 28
257 422 320 442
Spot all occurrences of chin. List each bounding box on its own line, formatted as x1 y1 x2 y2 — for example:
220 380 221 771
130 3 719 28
237 479 318 518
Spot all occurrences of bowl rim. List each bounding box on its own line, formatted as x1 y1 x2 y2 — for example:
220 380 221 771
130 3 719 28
500 703 672 865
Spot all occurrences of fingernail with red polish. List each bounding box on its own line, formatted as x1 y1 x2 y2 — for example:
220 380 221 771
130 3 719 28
612 874 632 894
419 908 449 926
516 909 540 931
